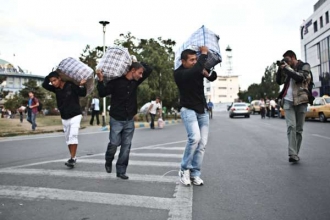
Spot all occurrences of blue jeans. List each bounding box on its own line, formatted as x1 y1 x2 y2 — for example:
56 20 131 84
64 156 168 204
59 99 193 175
283 100 307 156
27 109 37 130
105 117 135 174
180 107 209 177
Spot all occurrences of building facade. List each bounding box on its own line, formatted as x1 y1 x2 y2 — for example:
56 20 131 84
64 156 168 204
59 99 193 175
301 0 330 97
0 58 44 106
204 75 239 103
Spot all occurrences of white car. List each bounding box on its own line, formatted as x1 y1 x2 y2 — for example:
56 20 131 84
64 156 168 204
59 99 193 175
229 103 250 118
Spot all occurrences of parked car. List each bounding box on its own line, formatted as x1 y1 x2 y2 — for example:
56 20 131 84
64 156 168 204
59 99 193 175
229 102 250 118
279 95 330 122
305 95 330 122
250 100 260 114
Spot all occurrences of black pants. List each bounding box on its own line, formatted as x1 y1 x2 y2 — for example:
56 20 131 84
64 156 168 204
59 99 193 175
149 113 156 129
90 110 100 125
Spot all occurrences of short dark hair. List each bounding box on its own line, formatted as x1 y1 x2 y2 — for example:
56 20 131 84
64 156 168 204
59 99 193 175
181 49 197 60
48 71 60 78
129 62 145 71
283 50 296 59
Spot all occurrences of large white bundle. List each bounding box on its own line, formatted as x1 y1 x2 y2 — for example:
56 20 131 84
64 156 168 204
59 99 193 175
96 45 133 82
174 25 222 70
56 57 94 95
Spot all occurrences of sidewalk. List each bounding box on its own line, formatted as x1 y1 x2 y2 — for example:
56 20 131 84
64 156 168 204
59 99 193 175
0 119 182 138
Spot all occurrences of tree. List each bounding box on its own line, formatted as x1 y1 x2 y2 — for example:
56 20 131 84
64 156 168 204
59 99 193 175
238 62 280 102
19 79 46 101
4 92 24 112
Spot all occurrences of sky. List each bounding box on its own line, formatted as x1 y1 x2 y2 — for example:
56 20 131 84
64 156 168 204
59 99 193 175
0 0 315 90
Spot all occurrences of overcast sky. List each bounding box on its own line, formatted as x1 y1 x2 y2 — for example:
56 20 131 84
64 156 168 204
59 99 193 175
0 0 314 90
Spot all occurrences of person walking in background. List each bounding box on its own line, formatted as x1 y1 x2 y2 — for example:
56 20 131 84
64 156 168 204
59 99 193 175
27 91 39 131
90 96 100 126
147 97 162 129
276 50 311 163
270 98 276 118
207 99 214 119
259 98 266 119
18 105 26 123
97 61 152 180
174 46 217 186
42 71 87 168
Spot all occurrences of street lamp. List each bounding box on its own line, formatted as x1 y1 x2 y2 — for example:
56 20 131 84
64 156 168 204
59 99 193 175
99 21 109 131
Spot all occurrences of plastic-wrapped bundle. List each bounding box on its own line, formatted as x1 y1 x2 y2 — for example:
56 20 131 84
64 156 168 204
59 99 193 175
174 25 222 70
56 57 94 95
96 45 133 82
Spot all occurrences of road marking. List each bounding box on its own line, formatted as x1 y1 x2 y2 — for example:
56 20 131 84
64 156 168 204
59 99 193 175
0 185 174 210
152 147 185 151
0 168 177 183
130 153 182 158
169 184 193 220
312 134 330 140
78 159 180 168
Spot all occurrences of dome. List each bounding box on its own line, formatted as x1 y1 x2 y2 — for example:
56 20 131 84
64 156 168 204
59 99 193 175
0 58 24 73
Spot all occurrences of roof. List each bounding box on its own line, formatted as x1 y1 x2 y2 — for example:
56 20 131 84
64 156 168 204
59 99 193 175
0 58 13 66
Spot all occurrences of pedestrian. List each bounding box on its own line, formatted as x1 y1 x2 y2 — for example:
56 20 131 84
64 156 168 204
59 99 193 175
259 98 266 119
96 61 152 179
207 99 214 119
18 105 26 123
147 97 162 129
89 96 100 126
276 50 311 163
174 46 217 186
265 96 270 118
42 71 87 168
27 91 39 130
270 98 276 118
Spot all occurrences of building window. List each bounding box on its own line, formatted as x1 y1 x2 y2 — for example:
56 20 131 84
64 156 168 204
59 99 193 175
326 11 329 24
206 88 210 92
218 78 226 81
314 21 318 32
218 87 227 89
320 16 324 28
230 88 232 90
219 95 226 97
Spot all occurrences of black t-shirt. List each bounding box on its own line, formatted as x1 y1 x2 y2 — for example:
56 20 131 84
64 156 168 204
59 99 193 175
42 80 86 119
174 54 217 114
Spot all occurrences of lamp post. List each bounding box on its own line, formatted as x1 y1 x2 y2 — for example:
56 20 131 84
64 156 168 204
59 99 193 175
99 21 109 130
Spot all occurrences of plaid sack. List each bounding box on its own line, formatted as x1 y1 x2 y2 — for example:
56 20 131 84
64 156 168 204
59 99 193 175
96 45 132 82
174 25 222 70
56 57 94 95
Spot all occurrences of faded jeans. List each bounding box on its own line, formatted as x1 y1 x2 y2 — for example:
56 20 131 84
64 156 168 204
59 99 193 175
27 109 37 130
105 117 135 174
180 107 209 177
283 100 307 156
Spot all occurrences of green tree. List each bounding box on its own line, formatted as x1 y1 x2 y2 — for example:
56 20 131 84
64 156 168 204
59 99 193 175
19 79 46 101
4 92 24 112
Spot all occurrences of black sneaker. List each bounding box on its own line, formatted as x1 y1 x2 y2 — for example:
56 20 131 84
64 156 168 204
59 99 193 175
65 158 76 168
289 155 299 163
105 161 112 173
116 173 129 180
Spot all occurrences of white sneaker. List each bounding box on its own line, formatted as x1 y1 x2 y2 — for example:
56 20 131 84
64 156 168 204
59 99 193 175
190 176 204 186
179 170 191 186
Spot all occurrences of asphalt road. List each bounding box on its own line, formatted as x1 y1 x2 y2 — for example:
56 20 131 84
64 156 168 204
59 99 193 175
0 112 329 220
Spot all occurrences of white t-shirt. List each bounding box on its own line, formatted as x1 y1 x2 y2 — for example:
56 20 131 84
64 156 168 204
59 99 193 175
92 98 100 111
149 101 161 114
284 79 294 102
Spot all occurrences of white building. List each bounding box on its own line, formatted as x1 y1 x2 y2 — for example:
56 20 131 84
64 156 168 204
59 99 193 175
301 0 330 97
204 75 239 103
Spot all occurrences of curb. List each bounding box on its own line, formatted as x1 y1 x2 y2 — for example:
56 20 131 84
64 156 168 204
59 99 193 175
134 119 182 128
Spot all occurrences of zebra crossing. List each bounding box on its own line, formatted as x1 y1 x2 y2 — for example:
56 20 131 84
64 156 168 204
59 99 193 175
0 142 193 220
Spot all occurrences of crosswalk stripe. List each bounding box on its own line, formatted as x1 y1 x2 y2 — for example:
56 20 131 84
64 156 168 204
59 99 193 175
0 169 178 183
152 147 185 151
129 153 182 158
0 185 174 210
0 168 178 183
78 159 180 168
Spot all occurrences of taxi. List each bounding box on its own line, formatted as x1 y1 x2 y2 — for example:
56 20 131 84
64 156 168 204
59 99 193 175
305 95 330 122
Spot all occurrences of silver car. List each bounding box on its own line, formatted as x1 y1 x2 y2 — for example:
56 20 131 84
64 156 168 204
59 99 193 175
229 103 250 118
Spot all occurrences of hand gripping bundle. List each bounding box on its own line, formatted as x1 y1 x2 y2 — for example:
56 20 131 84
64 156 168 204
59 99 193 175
56 57 94 95
174 25 222 70
96 45 136 82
